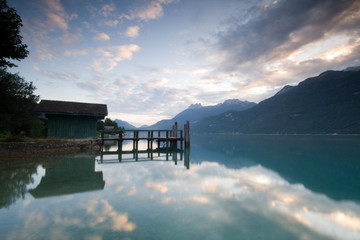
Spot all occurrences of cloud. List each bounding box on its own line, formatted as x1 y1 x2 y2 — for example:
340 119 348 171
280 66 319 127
133 1 163 20
94 32 111 41
90 44 140 71
100 4 116 17
145 78 168 90
215 0 359 72
60 32 82 46
126 26 140 38
19 0 84 62
104 19 119 27
122 0 177 21
85 199 136 232
127 186 137 196
185 0 359 103
64 49 89 57
185 195 209 204
112 45 141 61
34 44 58 60
41 0 69 31
32 65 79 82
144 181 168 193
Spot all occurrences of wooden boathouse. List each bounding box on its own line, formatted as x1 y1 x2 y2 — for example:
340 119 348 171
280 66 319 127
36 100 108 139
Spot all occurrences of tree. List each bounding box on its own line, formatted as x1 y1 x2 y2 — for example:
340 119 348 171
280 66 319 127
0 165 38 208
104 118 119 129
0 0 29 68
0 68 39 136
96 120 105 131
97 118 124 132
0 1 43 138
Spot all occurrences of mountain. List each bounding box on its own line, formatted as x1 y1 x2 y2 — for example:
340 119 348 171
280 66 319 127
194 69 360 134
174 99 256 122
114 119 137 129
144 99 256 129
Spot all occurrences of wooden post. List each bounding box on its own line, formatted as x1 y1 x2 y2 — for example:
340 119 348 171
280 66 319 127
174 122 178 148
157 131 160 149
118 131 123 152
132 130 136 150
180 130 183 149
118 152 122 162
101 131 104 151
174 122 178 137
135 130 139 150
150 131 153 149
147 131 150 149
185 147 190 169
166 131 169 148
173 150 177 165
184 121 190 148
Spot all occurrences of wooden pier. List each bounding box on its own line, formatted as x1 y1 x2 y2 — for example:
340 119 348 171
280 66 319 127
99 122 190 169
100 121 190 152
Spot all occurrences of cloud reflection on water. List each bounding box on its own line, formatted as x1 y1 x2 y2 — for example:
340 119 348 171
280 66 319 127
97 159 360 239
189 162 360 240
1 145 359 239
4 196 136 240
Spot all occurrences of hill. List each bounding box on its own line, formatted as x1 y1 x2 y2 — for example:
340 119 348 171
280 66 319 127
194 69 360 134
114 119 137 130
144 99 255 129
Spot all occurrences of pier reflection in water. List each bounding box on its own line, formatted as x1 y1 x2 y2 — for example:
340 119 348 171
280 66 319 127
99 139 190 170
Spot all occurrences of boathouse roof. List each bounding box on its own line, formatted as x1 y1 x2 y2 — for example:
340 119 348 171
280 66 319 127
36 100 108 117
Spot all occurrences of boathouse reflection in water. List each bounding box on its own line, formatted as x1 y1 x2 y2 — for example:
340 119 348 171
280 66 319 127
29 155 105 198
29 146 190 199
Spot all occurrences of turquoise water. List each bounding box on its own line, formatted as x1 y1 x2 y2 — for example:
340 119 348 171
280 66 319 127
1 135 360 240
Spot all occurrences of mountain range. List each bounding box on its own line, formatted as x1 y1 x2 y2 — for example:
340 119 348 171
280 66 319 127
142 99 256 130
193 68 360 134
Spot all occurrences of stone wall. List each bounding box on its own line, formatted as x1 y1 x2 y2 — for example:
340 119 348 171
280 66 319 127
0 139 101 155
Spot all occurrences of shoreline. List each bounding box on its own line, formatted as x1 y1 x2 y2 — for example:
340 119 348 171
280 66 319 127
0 138 102 156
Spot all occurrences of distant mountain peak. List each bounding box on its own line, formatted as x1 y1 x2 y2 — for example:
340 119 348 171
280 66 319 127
188 103 202 109
222 99 243 105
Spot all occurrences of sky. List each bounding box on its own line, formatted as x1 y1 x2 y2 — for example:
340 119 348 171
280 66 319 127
8 0 360 127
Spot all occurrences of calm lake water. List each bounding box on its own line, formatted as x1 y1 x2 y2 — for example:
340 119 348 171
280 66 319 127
1 135 360 240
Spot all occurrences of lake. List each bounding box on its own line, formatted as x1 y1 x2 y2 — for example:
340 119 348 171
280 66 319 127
1 135 360 240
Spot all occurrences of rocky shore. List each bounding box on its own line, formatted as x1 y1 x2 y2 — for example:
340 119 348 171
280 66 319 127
0 138 102 156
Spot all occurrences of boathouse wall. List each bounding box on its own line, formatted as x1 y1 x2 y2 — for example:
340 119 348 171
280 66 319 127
36 100 108 139
47 115 98 139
